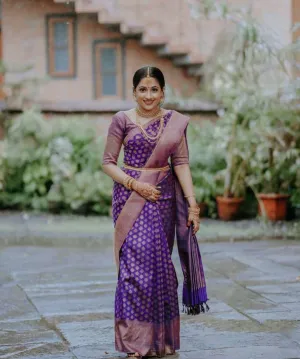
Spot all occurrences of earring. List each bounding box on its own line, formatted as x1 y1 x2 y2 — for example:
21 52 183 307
159 97 165 107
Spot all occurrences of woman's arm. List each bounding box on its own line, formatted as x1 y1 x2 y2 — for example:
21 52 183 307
102 164 128 185
173 164 197 207
102 114 129 185
171 128 200 234
102 114 160 202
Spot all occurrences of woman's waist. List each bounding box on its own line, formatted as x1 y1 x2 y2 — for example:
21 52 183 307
122 162 171 172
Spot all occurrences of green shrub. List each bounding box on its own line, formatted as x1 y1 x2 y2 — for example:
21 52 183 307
0 108 112 214
188 122 225 217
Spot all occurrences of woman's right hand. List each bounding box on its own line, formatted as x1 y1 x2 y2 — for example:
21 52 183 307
132 180 161 202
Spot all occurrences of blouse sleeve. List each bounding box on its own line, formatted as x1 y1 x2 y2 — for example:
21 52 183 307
171 127 189 167
102 114 125 166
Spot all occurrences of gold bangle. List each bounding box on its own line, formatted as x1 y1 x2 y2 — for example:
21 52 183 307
188 210 200 215
128 178 135 190
184 194 195 198
123 175 133 189
188 206 200 215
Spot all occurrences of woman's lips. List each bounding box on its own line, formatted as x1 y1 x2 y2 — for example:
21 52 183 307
144 101 154 105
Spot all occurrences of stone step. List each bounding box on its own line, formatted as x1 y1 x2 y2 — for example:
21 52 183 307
141 35 169 47
173 53 205 66
52 0 205 80
187 64 203 77
97 11 122 25
75 0 112 13
120 23 144 37
157 44 191 58
53 0 75 3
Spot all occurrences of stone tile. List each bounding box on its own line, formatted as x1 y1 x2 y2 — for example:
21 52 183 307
30 292 114 317
0 270 13 286
281 302 300 311
23 282 116 297
235 271 300 284
0 329 62 346
71 345 120 359
281 323 300 346
180 331 296 351
261 293 300 304
14 269 117 288
207 278 277 312
231 255 300 277
267 254 300 269
0 319 47 332
7 354 77 359
192 298 232 313
243 307 291 315
0 343 71 359
0 285 40 322
179 346 300 359
57 319 113 348
0 247 116 273
247 283 300 295
248 311 300 323
210 311 249 320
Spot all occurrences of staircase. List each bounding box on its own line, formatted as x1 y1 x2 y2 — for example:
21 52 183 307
54 0 204 78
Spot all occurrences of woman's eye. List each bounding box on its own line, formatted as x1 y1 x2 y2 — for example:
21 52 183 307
152 88 158 92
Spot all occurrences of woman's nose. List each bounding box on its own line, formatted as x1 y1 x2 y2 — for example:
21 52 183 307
145 90 152 99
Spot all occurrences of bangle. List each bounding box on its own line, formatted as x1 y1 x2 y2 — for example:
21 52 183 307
123 175 133 189
184 194 195 198
128 178 136 190
188 206 200 215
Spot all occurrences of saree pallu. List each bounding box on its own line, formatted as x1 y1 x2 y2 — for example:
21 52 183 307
104 110 208 357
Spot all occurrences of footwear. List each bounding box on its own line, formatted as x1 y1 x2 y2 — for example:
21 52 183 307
127 353 142 358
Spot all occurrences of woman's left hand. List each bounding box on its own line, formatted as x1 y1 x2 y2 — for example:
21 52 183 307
187 213 200 235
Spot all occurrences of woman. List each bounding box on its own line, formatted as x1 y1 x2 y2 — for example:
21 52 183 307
102 66 209 358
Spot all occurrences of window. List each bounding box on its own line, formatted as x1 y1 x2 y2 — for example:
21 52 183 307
95 42 122 98
47 15 76 77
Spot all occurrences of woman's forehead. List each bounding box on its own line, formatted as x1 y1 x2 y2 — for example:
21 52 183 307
137 77 160 87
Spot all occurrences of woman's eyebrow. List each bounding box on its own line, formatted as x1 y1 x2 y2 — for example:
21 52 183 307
138 86 159 89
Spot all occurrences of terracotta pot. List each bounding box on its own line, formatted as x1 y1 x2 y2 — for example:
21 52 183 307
197 202 208 218
257 193 290 221
216 196 244 221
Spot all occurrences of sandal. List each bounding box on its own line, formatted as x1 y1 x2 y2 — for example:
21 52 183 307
127 353 142 358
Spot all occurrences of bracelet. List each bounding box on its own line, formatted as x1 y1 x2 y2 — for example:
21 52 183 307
123 175 133 190
188 206 200 215
184 194 195 198
123 175 130 189
128 178 136 190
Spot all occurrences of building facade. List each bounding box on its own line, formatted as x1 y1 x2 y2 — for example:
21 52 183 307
1 0 299 114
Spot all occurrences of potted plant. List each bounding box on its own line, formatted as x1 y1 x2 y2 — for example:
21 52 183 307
189 0 300 220
246 106 300 221
213 111 250 220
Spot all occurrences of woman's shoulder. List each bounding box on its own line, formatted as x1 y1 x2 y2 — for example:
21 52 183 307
169 110 190 123
114 109 135 123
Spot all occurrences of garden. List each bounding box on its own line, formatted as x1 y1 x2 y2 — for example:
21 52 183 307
0 1 299 222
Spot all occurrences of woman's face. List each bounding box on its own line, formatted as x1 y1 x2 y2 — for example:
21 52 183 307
134 77 164 113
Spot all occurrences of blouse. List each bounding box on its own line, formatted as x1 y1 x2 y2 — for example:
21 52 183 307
102 112 189 167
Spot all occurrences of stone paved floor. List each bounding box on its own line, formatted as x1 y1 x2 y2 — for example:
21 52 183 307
1 239 300 359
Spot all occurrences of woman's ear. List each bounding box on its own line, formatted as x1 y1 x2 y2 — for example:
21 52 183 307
133 88 137 101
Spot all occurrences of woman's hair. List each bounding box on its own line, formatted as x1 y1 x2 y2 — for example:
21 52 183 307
133 66 165 90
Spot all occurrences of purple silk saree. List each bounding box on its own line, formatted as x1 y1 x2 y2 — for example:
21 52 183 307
102 110 208 357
